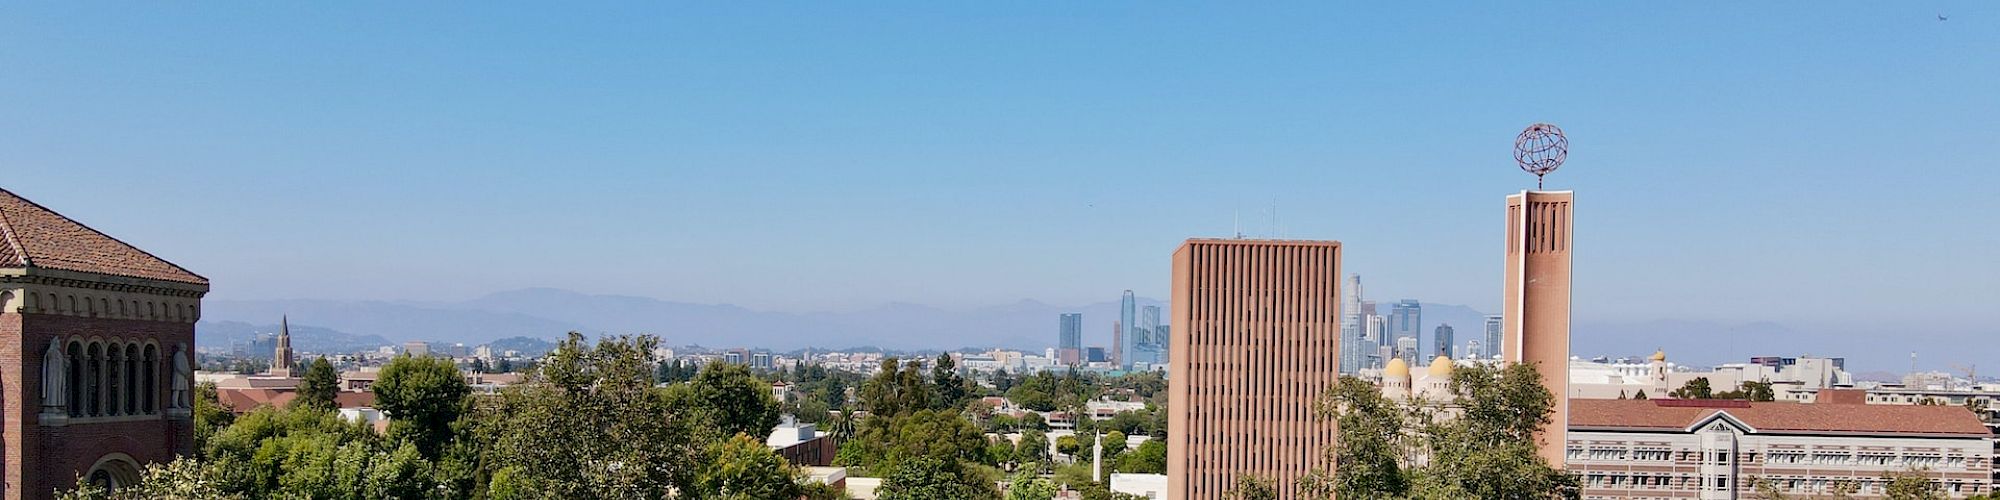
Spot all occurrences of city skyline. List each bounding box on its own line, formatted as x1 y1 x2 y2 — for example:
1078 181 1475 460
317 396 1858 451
2 4 1992 346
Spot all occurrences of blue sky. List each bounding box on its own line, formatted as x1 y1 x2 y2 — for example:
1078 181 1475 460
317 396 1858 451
2 3 1995 338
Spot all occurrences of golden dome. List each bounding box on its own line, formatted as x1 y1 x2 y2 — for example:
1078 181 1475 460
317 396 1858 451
1384 357 1409 378
1428 355 1454 377
1650 349 1667 362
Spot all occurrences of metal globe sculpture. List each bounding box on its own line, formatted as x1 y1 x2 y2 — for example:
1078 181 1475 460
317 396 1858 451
1513 123 1567 189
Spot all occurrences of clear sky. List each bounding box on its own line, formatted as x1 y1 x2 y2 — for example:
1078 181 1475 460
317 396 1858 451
2 3 1994 337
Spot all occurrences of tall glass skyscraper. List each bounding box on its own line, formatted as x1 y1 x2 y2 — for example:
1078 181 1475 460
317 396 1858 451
1139 305 1163 366
1059 313 1083 365
1483 314 1503 359
1433 323 1455 358
1340 274 1366 374
1120 290 1137 368
1391 300 1422 360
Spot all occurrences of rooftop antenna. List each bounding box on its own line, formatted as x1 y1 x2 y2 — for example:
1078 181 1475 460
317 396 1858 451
1514 123 1568 190
1271 199 1281 239
1233 210 1243 239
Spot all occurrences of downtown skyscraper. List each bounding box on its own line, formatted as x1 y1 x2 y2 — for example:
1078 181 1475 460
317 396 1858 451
1120 290 1136 368
1139 304 1164 367
1390 299 1422 361
1483 314 1503 359
1434 323 1455 358
1058 313 1083 365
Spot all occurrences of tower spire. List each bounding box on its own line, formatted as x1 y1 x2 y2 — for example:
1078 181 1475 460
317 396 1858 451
272 315 297 377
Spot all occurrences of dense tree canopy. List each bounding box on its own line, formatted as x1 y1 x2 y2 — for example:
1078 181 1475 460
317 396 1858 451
372 354 471 457
1304 363 1579 500
295 357 341 412
690 434 805 500
485 333 710 497
669 362 782 439
876 456 999 500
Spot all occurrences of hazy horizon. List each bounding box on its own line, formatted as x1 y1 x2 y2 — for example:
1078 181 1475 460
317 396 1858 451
5 3 1994 349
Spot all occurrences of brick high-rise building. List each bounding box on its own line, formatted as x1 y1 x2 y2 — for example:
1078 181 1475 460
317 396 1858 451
1502 190 1574 467
1169 239 1341 499
0 188 208 499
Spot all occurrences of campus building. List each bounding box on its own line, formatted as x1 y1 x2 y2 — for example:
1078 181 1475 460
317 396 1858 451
1168 239 1342 499
1568 397 1993 499
0 188 208 499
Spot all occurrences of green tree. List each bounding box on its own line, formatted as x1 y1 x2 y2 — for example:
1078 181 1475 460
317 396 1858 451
1114 439 1166 474
1101 431 1128 459
192 382 235 457
372 353 471 458
1055 434 1082 457
486 332 710 497
1016 431 1052 470
198 405 389 498
1884 468 1944 500
294 357 340 412
933 353 969 410
692 434 806 500
1671 377 1715 399
1005 470 1058 500
1224 475 1277 500
57 458 235 500
673 362 783 439
1302 365 1578 500
1412 363 1579 499
877 456 999 500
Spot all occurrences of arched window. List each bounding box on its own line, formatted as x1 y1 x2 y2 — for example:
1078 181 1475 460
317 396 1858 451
125 344 140 415
106 344 122 416
120 300 129 317
99 298 109 317
147 301 156 319
67 341 84 418
86 342 102 417
143 344 158 414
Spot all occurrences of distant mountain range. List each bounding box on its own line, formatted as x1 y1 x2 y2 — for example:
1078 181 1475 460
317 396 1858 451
198 288 1168 353
198 320 391 355
202 287 1940 373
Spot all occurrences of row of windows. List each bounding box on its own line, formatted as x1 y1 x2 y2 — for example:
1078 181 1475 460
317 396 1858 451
1584 474 1982 495
1573 447 1977 470
63 340 164 418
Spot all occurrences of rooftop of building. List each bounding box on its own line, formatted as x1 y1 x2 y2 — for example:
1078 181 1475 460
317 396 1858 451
1181 237 1342 246
1570 398 1992 438
0 188 208 285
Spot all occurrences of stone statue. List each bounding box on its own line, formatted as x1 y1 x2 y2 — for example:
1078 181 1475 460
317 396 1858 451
172 344 192 409
41 338 66 413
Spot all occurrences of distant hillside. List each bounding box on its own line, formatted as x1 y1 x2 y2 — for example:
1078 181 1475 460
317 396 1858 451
199 288 1165 352
487 336 558 357
197 320 391 355
196 288 1962 373
201 298 583 346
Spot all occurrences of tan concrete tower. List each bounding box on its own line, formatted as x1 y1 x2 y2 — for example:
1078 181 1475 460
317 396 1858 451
1169 239 1342 499
1502 190 1574 467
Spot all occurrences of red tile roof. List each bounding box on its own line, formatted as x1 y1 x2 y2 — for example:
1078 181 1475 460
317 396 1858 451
1571 399 1992 437
0 188 207 284
216 388 376 414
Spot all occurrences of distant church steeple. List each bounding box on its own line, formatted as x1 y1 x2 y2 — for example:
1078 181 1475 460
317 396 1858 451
271 315 297 377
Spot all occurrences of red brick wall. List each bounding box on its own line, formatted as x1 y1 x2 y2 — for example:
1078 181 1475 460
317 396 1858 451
4 312 195 500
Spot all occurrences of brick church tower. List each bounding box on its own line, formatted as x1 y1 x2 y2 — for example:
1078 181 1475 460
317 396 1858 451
0 188 208 499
